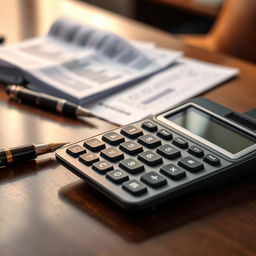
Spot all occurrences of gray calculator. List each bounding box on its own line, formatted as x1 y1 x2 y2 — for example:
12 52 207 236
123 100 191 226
56 98 256 210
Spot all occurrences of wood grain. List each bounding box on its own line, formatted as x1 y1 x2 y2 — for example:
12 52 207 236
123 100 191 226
0 2 255 256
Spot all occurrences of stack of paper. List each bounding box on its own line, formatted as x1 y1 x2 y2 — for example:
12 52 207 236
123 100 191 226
0 17 181 104
0 17 238 125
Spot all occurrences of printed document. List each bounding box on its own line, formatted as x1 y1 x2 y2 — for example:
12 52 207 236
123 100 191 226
88 57 238 124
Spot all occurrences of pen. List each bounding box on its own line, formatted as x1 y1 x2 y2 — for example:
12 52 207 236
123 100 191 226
6 85 94 117
0 142 66 167
0 36 4 44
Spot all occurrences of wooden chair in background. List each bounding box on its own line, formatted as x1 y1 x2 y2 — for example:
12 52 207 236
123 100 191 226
181 0 256 64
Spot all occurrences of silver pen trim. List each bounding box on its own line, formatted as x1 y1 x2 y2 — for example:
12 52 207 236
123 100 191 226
56 99 67 113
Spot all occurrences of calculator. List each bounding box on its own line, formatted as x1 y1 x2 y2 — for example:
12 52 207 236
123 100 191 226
56 98 256 210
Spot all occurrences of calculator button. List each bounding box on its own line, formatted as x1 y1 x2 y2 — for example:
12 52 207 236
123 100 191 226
66 144 86 157
122 180 147 196
84 138 106 151
138 134 161 148
79 152 99 165
119 141 143 155
172 137 188 149
102 132 125 145
121 126 143 138
160 164 186 180
92 160 113 173
119 158 144 174
157 129 172 140
106 169 129 184
138 151 163 166
100 147 124 162
178 156 204 172
156 144 181 159
188 145 204 157
142 121 158 132
204 154 220 166
141 171 167 188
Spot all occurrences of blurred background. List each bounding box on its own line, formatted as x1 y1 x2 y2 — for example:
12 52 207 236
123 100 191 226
0 0 256 63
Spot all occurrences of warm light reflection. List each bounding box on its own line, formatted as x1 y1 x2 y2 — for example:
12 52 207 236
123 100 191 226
90 13 111 28
60 0 120 31
1 108 26 147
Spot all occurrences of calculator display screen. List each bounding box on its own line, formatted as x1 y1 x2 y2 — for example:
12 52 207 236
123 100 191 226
167 107 256 154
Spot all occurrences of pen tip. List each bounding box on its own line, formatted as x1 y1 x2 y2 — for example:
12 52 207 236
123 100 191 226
50 142 68 151
76 106 94 117
35 142 68 155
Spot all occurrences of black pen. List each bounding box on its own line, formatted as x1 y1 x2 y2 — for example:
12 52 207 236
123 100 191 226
6 85 94 117
0 142 66 167
0 36 5 44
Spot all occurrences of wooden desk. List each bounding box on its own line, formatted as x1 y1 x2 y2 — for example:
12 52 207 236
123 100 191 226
136 0 220 18
0 2 256 256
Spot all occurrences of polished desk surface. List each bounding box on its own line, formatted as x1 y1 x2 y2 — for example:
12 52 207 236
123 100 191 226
0 1 256 256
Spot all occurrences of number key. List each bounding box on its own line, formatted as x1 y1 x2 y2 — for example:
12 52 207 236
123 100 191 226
119 141 143 155
106 169 129 184
157 144 181 159
121 126 143 138
138 134 161 148
92 160 113 173
119 158 144 174
102 132 125 145
66 144 86 157
138 151 162 166
84 138 105 151
100 147 124 162
79 152 99 165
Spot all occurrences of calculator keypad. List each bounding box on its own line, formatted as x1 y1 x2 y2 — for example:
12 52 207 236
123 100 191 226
173 137 188 148
119 141 143 155
102 132 125 145
106 169 129 184
156 144 181 159
119 158 144 174
79 152 99 165
178 156 204 172
157 129 172 140
141 171 167 188
160 164 186 180
84 138 105 151
66 144 86 157
123 180 147 195
100 147 124 162
138 151 163 166
58 118 229 206
121 126 143 138
188 145 204 157
92 160 113 173
138 134 161 148
142 121 158 132
204 154 220 166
